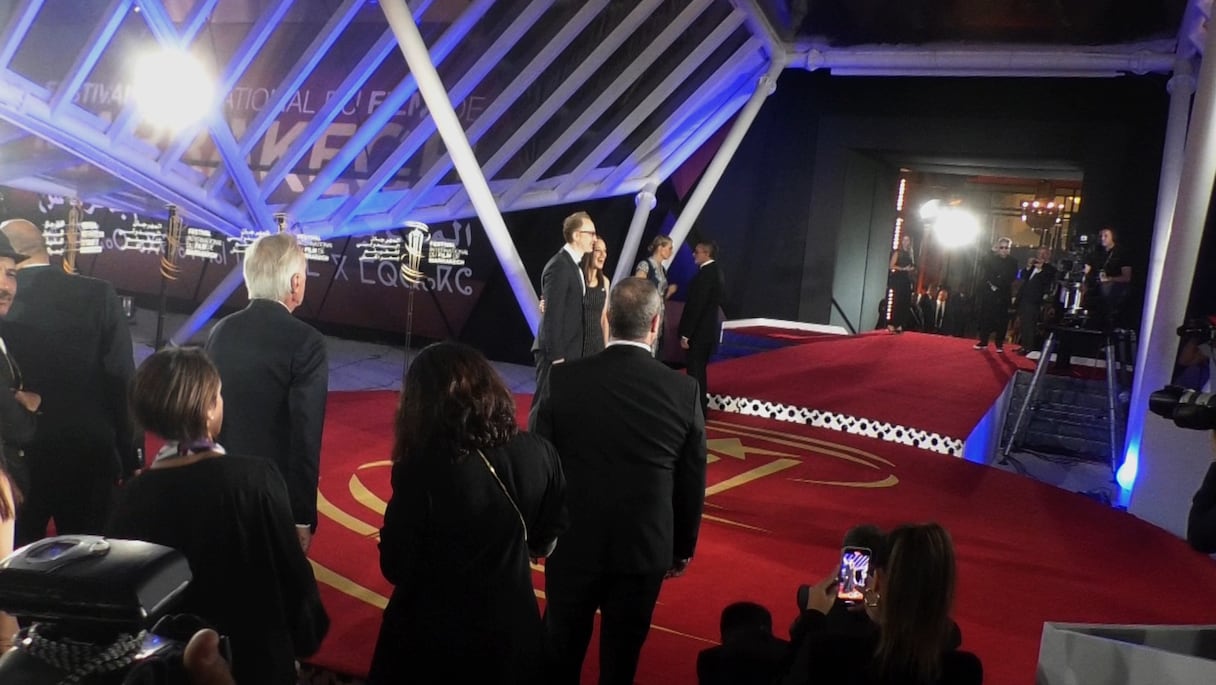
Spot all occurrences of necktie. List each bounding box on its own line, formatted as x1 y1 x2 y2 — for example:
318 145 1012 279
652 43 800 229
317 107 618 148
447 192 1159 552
935 303 944 329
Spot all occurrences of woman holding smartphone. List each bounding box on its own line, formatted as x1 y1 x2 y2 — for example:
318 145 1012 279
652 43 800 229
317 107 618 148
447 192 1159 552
781 523 982 685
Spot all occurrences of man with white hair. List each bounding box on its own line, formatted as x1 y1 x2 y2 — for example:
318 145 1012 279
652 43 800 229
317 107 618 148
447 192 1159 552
205 232 327 552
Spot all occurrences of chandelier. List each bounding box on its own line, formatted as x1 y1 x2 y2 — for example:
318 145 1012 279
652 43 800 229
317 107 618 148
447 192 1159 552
1021 183 1062 234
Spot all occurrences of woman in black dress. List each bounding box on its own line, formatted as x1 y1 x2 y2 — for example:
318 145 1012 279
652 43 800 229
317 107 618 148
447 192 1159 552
887 234 917 333
107 348 328 685
368 342 566 684
582 237 610 356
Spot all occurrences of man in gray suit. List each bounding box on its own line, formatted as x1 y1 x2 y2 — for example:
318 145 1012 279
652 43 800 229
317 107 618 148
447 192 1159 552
529 211 596 421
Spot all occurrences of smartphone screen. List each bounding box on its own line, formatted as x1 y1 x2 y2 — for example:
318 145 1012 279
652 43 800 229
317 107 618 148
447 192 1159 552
836 546 872 603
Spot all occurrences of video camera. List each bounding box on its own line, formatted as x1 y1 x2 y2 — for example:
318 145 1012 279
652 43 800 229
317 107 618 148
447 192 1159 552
1150 386 1216 431
1149 318 1216 431
1058 232 1094 283
1176 318 1216 344
0 536 219 685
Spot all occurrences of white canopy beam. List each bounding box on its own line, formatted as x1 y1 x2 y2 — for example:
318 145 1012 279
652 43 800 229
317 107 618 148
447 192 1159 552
612 182 659 285
667 58 785 251
380 0 541 333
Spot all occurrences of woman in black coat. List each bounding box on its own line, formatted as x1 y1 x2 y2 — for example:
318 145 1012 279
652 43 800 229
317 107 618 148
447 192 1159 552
107 348 328 685
368 342 566 684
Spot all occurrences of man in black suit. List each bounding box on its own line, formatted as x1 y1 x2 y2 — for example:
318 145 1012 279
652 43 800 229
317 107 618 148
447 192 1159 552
530 211 596 407
679 240 725 415
917 286 938 333
930 286 959 336
205 232 327 552
1014 247 1058 355
0 219 137 544
534 278 706 685
0 231 38 496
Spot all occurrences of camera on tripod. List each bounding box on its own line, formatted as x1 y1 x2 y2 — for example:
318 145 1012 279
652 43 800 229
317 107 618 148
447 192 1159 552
0 535 218 685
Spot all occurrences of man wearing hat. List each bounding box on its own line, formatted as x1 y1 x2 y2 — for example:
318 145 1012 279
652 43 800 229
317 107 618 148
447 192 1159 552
0 218 137 544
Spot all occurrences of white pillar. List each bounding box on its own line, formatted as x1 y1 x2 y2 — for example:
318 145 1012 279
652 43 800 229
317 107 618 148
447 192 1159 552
666 60 784 251
1125 37 1216 528
1123 58 1196 483
612 183 658 284
379 0 541 333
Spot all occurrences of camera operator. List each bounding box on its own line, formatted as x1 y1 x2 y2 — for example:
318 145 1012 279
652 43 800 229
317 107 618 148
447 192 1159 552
1082 226 1132 330
1187 431 1216 553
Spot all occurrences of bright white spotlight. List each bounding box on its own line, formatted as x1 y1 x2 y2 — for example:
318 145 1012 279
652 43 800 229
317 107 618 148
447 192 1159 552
919 199 941 222
934 207 980 248
130 49 215 132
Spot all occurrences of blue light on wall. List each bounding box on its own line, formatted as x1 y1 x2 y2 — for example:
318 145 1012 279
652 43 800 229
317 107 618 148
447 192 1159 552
1117 441 1139 492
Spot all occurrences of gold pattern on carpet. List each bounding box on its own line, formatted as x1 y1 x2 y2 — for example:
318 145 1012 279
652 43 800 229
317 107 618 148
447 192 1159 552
312 419 897 645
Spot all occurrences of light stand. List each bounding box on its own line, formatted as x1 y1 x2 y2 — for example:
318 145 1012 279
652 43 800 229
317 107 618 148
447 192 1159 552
64 200 80 274
399 221 430 384
154 205 183 350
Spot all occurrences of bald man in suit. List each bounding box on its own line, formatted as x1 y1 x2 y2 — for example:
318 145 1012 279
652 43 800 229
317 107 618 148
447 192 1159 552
1 219 137 544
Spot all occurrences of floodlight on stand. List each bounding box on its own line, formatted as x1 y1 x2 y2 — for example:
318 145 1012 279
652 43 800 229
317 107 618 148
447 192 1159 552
934 207 980 248
130 49 215 132
919 199 941 222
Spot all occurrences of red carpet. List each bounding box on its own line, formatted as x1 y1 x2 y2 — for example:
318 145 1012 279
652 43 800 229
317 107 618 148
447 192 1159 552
305 390 1216 685
709 332 1023 447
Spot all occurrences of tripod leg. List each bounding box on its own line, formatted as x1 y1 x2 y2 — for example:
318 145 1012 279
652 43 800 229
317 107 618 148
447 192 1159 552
1104 336 1122 479
1002 331 1056 459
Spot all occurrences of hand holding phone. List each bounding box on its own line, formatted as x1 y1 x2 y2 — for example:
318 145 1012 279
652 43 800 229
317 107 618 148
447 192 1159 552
836 546 872 604
797 575 839 615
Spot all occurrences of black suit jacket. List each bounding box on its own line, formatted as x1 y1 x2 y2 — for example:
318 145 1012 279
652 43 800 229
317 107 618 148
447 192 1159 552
205 299 328 527
0 337 36 450
532 247 585 363
679 261 725 355
1015 262 1058 309
4 266 136 477
533 344 706 574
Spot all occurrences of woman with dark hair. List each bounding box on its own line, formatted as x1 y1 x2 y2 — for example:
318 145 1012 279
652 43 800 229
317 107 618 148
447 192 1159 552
582 237 611 356
782 523 982 685
107 347 328 685
636 235 677 356
368 342 565 684
887 234 917 334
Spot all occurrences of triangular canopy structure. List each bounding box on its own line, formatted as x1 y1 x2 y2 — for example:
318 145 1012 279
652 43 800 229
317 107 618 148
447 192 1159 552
0 0 1201 239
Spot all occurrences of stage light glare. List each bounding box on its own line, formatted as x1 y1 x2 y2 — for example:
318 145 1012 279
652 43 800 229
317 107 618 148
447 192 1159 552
131 49 215 132
934 207 979 248
919 199 941 222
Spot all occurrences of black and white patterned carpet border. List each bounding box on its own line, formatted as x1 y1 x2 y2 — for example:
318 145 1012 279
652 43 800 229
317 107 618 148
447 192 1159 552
709 394 966 457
